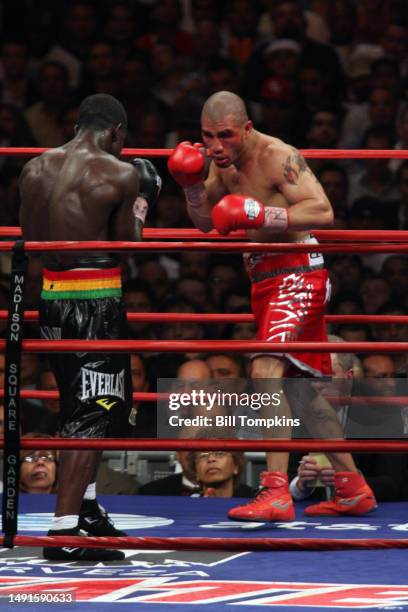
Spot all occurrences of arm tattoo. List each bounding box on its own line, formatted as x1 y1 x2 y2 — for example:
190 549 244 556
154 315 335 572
282 149 315 185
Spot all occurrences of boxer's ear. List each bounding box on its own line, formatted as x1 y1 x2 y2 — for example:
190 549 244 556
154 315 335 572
112 123 123 142
74 124 79 135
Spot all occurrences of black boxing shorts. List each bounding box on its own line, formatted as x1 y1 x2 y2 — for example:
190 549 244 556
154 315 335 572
39 266 132 438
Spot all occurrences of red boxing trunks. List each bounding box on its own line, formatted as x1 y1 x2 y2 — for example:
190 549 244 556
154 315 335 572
244 235 332 377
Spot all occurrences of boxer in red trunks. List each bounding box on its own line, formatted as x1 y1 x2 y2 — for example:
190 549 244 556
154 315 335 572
168 91 377 521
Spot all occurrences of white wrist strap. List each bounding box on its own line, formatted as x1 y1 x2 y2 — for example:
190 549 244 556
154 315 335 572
133 197 148 224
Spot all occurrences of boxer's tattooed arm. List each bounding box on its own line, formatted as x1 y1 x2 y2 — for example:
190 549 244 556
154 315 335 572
282 149 317 185
264 206 288 228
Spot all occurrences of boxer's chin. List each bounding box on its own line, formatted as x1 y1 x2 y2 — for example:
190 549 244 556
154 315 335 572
214 158 231 167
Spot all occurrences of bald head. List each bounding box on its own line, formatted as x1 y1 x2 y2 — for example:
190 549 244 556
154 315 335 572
202 91 248 125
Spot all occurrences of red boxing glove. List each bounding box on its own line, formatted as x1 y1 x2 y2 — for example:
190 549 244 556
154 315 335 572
168 141 205 187
211 195 289 235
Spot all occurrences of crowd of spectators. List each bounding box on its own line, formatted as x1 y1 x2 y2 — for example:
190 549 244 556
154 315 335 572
1 0 408 499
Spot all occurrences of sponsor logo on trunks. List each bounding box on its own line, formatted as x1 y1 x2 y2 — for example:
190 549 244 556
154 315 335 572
244 198 261 220
80 368 125 401
96 398 117 411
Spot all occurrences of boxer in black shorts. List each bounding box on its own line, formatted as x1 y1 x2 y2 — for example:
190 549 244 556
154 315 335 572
19 94 161 560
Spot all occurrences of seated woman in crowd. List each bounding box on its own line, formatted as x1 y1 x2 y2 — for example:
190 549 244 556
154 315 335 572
20 434 58 494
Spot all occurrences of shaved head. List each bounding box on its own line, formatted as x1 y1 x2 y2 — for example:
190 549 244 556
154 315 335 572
202 91 248 125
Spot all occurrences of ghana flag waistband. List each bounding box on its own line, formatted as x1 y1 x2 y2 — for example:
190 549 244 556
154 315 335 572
41 267 122 300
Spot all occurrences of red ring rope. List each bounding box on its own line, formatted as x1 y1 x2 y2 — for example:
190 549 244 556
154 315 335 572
1 310 407 324
2 389 406 406
3 339 405 353
6 439 408 452
1 226 408 242
0 147 407 159
1 240 408 253
2 534 407 551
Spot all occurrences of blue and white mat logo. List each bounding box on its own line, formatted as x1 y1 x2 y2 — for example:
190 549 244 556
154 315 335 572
9 513 173 531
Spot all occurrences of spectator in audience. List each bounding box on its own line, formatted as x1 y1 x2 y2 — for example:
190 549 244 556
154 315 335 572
348 196 389 231
391 115 408 176
379 23 408 74
257 76 297 142
262 39 300 81
24 61 71 147
222 0 259 68
0 40 37 109
316 164 349 227
45 1 98 86
373 303 408 375
370 57 402 98
179 252 210 280
381 255 408 303
330 258 366 298
304 108 343 171
137 259 171 305
326 0 358 69
139 438 200 496
222 284 251 313
207 57 241 97
188 444 252 497
341 87 400 150
78 41 118 98
123 279 156 340
174 275 210 312
208 262 240 309
336 323 372 343
258 0 330 45
20 435 58 494
205 353 246 379
103 1 138 69
348 127 400 208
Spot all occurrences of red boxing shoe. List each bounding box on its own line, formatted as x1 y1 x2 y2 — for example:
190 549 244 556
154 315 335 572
304 471 377 517
228 471 295 522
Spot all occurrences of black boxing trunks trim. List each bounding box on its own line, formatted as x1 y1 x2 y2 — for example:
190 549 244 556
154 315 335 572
250 263 324 283
41 267 121 300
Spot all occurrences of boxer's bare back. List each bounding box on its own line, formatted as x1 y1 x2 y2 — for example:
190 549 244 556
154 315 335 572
19 135 140 268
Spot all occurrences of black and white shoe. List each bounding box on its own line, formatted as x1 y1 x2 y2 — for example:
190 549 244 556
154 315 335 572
43 528 125 561
79 499 127 537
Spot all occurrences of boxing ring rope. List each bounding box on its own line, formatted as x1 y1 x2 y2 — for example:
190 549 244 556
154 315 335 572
1 389 408 408
2 240 408 254
0 147 407 159
1 534 407 552
0 309 407 325
4 439 408 453
1 147 408 553
1 389 406 407
2 227 408 242
2 339 407 353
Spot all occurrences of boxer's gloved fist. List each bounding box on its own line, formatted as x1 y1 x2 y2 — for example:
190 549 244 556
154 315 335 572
211 195 289 235
167 141 205 187
130 158 162 206
130 158 162 224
